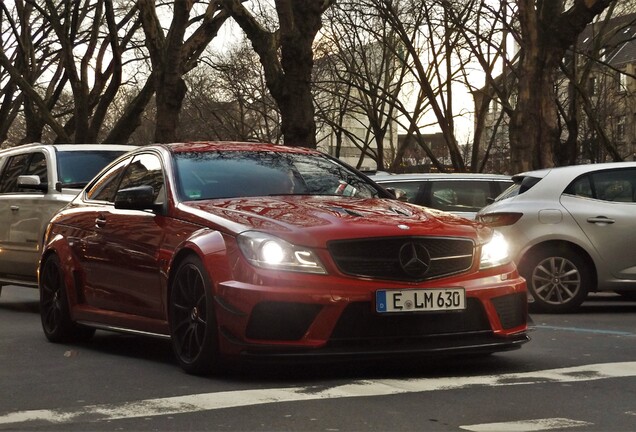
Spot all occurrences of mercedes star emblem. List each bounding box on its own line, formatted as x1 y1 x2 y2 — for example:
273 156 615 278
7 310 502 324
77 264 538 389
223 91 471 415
398 242 431 278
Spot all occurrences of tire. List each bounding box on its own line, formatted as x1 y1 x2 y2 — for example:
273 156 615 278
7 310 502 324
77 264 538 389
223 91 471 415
520 246 592 313
40 254 95 343
169 255 220 375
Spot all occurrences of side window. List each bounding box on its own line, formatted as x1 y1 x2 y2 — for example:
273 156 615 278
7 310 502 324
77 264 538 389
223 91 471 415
25 152 48 184
567 169 636 203
494 180 513 196
86 157 131 202
0 154 31 193
430 181 491 212
380 181 423 204
566 175 593 198
591 169 635 203
117 154 165 204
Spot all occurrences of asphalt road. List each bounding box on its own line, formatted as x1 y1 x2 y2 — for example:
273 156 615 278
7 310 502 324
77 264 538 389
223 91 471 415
1 285 636 431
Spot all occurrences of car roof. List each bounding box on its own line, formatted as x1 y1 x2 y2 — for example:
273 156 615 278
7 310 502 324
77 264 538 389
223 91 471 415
371 172 511 181
52 144 138 152
512 161 636 182
156 141 321 155
0 142 138 154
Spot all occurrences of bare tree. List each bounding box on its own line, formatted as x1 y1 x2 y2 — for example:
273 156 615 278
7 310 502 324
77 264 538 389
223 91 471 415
180 40 282 142
220 0 334 148
0 0 146 144
0 0 69 144
316 1 406 170
509 0 615 172
557 5 636 164
137 0 229 143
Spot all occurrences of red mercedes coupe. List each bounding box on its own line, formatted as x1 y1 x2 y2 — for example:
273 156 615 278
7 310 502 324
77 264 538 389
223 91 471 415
39 142 528 374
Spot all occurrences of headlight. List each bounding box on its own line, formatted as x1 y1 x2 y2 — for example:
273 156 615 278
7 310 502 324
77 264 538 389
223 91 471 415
480 230 511 269
237 231 327 274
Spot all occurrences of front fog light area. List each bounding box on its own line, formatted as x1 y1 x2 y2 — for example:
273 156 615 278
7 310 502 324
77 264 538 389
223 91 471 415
237 231 327 274
480 230 511 269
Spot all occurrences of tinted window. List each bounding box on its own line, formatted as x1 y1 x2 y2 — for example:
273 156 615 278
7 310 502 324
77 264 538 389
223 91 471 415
376 181 422 204
86 158 131 202
495 176 541 202
429 181 491 212
0 153 46 193
117 154 165 204
174 151 380 200
566 168 636 203
24 152 47 184
57 150 130 187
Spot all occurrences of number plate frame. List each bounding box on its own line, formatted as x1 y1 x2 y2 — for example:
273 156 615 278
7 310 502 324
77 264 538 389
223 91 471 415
375 288 466 313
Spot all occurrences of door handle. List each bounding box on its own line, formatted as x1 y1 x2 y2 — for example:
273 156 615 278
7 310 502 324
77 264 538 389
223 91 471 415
95 214 107 228
587 216 615 225
10 205 19 211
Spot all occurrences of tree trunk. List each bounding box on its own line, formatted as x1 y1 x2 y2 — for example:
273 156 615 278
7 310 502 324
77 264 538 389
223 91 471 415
509 57 558 172
221 0 333 148
103 76 156 144
509 0 615 173
154 74 188 143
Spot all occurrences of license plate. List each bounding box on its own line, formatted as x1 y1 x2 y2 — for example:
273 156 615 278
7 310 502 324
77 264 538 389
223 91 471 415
376 288 466 313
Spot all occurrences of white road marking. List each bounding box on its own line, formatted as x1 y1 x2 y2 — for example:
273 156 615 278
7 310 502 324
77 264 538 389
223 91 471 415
460 418 592 431
1 361 635 428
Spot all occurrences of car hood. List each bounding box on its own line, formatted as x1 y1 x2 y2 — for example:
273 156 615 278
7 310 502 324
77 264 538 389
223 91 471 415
181 196 488 248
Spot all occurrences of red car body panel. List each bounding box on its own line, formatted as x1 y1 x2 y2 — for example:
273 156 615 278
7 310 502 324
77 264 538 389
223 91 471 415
41 142 528 366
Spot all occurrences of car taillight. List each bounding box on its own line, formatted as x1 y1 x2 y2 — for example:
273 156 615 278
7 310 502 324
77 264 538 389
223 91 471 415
478 212 523 227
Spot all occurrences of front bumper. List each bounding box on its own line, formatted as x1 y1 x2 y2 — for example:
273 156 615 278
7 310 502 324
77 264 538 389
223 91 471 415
213 265 529 359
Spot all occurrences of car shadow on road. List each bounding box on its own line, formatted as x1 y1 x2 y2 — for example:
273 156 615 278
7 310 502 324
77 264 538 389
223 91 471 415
0 297 39 314
63 332 177 367
220 352 527 383
577 293 636 313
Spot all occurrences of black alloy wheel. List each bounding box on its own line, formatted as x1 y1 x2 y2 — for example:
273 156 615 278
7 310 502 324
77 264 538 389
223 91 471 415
40 254 95 342
169 255 220 375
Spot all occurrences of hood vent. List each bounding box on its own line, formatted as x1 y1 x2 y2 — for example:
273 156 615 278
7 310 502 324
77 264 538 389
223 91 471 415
327 206 365 217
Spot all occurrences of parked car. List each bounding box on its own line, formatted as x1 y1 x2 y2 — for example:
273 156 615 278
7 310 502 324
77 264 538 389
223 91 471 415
39 141 528 374
371 172 512 219
477 162 636 313
0 143 137 293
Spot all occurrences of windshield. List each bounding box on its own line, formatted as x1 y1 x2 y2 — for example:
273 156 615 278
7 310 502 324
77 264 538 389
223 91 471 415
174 151 382 200
57 150 130 187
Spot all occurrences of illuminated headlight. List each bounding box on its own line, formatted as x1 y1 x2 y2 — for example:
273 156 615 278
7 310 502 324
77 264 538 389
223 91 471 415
237 231 327 274
479 230 511 269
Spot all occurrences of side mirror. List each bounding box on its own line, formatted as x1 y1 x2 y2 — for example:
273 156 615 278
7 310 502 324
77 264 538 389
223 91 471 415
114 185 158 211
17 175 48 192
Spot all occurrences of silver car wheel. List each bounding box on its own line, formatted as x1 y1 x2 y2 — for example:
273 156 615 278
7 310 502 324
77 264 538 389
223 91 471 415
531 257 581 305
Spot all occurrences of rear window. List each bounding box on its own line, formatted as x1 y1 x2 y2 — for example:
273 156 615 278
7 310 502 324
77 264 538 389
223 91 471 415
495 176 541 202
57 150 129 187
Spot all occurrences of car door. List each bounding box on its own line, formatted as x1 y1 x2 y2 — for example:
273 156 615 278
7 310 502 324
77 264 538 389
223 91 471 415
560 168 636 281
86 153 167 318
0 151 52 282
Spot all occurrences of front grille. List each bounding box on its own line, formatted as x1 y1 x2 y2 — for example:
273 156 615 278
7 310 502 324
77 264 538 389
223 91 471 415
491 293 527 329
328 237 474 282
329 299 490 343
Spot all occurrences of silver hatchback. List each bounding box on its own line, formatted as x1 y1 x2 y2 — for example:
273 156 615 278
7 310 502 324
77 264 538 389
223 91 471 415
0 143 137 292
477 162 636 313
